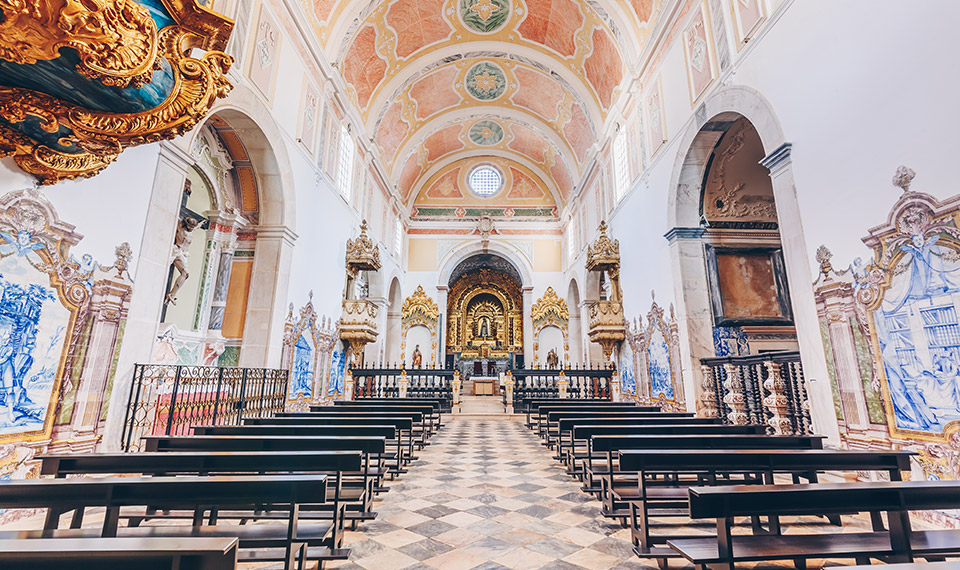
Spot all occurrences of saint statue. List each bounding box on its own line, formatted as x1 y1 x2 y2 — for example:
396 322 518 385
547 348 559 369
412 344 422 368
479 317 489 338
164 217 202 305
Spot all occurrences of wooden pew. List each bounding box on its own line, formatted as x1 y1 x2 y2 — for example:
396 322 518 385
334 399 445 427
143 435 387 497
668 480 960 568
290 407 433 446
309 404 436 433
564 424 765 478
193 424 406 475
0 537 239 570
557 417 728 466
522 400 650 428
0 475 329 569
249 415 418 465
541 411 696 446
39 450 365 546
617 448 914 560
588 435 825 517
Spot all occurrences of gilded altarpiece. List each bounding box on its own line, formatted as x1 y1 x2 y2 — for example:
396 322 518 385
401 285 438 367
627 297 685 412
531 287 569 363
0 189 132 517
446 269 522 359
281 292 338 411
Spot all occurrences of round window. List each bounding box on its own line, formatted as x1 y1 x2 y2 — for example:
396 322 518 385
468 165 503 196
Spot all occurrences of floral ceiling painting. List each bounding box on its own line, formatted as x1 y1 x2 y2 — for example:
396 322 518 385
308 0 664 218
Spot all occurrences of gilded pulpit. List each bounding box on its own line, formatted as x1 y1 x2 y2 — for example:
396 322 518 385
340 221 380 366
586 221 626 360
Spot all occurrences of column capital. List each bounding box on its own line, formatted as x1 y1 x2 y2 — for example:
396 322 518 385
254 224 299 246
760 142 793 174
663 227 705 244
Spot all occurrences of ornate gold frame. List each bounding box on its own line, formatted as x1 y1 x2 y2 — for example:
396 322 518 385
400 285 439 367
446 269 522 357
531 286 569 363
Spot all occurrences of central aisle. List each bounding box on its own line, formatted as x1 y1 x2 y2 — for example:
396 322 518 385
335 416 644 570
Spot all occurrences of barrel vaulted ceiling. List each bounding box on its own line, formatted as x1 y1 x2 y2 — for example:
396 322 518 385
309 0 661 210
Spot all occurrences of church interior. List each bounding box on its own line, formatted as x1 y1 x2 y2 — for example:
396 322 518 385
0 0 957 568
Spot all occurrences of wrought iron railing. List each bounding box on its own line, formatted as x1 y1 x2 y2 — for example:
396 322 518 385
699 351 811 435
351 366 454 411
121 364 289 451
509 363 615 411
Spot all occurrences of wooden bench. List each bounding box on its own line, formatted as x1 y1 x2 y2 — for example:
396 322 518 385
0 475 330 569
523 402 655 430
143 435 388 496
617 448 913 560
193 424 406 475
0 537 238 570
334 399 445 426
39 450 365 546
309 404 437 437
668 481 960 569
541 411 696 446
588 435 825 518
285 409 431 448
248 415 418 465
564 424 765 478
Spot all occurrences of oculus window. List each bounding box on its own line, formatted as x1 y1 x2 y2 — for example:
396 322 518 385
468 165 503 196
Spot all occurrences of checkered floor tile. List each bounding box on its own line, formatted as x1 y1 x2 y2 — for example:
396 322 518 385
331 416 650 570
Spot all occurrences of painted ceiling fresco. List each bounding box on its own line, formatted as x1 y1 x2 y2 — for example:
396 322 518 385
311 0 662 211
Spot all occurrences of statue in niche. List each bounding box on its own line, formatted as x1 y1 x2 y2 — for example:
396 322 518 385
547 348 559 369
412 344 422 368
164 217 202 305
479 316 490 338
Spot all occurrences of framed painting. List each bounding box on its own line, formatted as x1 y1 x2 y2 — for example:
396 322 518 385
644 75 667 156
730 0 766 49
682 0 716 105
706 245 793 326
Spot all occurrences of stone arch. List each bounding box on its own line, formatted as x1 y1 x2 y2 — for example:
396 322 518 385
384 277 403 364
437 240 533 289
567 277 584 363
664 84 838 442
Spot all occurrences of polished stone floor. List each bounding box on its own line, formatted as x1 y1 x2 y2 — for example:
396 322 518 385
331 415 646 570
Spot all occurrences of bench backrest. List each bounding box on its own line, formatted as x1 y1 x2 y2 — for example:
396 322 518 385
143 435 386 453
308 405 434 415
192 425 397 438
251 415 415 429
571 424 765 438
558 417 721 430
618 449 913 473
687 480 960 518
39 451 363 476
590 434 824 452
278 411 424 423
334 400 442 410
0 475 328 509
546 411 694 422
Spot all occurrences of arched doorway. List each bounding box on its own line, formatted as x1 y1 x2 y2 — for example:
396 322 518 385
384 277 402 364
567 279 584 363
665 86 837 441
445 254 524 380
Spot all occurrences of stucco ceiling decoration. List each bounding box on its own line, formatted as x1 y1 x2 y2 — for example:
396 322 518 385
318 0 661 211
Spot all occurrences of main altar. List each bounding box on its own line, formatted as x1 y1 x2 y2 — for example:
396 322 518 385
446 267 522 388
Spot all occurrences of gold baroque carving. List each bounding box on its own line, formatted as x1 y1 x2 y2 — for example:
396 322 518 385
446 269 523 354
0 0 158 88
531 286 569 327
345 220 382 273
0 5 234 183
402 285 439 325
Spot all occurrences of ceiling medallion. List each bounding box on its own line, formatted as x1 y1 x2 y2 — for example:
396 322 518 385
459 0 510 34
469 120 504 146
465 62 506 101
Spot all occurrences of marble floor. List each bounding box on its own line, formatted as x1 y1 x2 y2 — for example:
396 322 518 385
332 415 646 570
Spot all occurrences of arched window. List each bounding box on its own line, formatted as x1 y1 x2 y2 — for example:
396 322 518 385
614 131 629 202
337 124 354 200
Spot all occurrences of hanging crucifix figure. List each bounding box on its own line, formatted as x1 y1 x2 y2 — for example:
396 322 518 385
164 216 202 305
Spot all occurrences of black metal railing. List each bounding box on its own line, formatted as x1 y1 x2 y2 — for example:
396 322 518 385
121 364 289 451
351 365 455 411
700 351 811 434
509 363 615 411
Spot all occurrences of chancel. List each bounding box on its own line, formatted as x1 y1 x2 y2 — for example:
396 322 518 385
0 0 957 568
